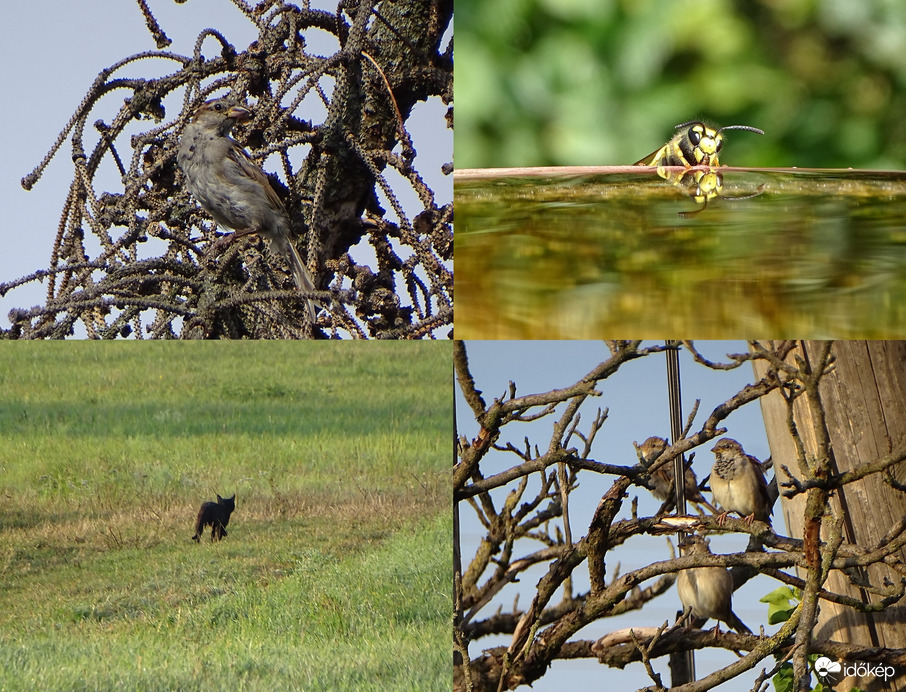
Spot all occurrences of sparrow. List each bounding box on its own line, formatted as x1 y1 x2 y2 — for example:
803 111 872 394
177 98 319 323
676 535 751 634
710 438 773 527
639 436 718 514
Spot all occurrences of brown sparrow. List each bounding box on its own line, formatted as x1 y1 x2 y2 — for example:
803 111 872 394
639 436 717 514
676 536 751 634
710 438 772 526
177 98 319 323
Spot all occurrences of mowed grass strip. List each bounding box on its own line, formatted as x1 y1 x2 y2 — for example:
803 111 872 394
0 342 451 691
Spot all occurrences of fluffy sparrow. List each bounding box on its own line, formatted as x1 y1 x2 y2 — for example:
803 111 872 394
177 98 319 323
639 436 717 514
676 535 751 634
710 438 772 526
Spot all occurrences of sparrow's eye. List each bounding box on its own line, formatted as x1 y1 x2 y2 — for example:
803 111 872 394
213 103 223 111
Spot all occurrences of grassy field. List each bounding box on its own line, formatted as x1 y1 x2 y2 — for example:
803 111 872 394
0 342 451 691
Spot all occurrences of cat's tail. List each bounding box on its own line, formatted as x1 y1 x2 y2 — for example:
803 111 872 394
192 507 205 542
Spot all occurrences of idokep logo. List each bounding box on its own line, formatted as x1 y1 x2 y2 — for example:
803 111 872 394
813 656 896 683
813 657 841 682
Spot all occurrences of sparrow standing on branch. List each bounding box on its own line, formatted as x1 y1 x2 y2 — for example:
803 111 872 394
177 98 320 324
676 535 752 634
710 438 773 526
639 436 718 514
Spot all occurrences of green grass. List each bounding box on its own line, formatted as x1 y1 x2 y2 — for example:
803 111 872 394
0 342 451 691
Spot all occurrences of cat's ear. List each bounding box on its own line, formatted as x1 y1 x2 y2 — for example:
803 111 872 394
217 494 223 501
228 494 235 501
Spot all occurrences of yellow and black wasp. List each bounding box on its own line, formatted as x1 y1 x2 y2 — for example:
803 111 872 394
635 121 765 215
634 120 764 173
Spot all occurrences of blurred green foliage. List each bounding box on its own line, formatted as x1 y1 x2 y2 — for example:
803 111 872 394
458 0 906 169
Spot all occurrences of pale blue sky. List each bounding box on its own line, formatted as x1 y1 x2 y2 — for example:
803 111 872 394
1 1 451 333
456 340 779 690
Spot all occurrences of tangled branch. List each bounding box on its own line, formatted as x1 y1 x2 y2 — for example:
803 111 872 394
7 0 453 339
454 341 906 691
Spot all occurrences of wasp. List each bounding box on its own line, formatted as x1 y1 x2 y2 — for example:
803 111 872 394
634 121 764 172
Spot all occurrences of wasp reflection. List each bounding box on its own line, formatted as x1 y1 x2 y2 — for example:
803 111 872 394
661 167 764 218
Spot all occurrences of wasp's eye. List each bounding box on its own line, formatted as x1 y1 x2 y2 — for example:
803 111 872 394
689 129 701 146
715 139 723 153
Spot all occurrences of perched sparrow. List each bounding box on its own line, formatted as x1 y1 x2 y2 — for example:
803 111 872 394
639 436 717 514
177 98 319 323
710 438 772 526
676 535 751 634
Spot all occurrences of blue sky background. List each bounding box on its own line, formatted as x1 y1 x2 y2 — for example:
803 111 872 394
1 0 451 334
456 340 781 690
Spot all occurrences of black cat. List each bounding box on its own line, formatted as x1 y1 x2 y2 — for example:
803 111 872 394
192 494 236 542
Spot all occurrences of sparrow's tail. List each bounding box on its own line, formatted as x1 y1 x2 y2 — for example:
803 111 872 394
273 234 320 325
724 609 752 635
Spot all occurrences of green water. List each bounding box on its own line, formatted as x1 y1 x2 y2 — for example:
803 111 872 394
456 167 906 338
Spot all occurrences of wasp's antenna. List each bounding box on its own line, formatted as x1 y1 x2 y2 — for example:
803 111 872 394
678 202 709 219
717 125 765 135
674 120 704 130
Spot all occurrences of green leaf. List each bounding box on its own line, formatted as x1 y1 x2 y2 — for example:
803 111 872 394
760 585 801 624
760 585 800 605
772 662 794 692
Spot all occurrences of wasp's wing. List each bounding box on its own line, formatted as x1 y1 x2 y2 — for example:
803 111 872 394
634 145 667 166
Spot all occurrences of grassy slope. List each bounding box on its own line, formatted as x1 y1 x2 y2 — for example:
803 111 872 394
0 342 451 691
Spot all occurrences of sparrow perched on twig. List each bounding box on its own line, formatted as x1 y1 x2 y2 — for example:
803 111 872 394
177 98 319 323
639 436 717 514
710 438 773 527
676 535 752 634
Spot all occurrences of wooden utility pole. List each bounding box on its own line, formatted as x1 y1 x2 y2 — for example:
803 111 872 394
753 341 906 692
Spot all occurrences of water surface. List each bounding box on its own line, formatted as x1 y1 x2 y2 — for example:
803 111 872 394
456 167 906 338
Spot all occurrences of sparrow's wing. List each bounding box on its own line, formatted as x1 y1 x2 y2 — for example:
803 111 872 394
748 455 774 517
222 140 319 320
224 143 289 216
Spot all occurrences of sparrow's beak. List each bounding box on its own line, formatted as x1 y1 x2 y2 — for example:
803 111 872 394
227 105 252 123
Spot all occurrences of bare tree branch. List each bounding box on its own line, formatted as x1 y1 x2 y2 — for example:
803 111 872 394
455 341 906 691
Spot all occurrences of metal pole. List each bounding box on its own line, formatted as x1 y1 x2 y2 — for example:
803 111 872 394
666 341 687 516
665 340 694 682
